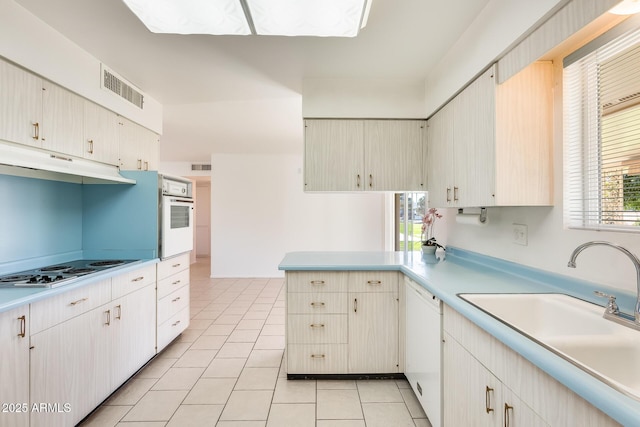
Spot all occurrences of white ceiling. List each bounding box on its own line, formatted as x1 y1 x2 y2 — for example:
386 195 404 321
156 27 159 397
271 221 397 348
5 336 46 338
15 0 490 162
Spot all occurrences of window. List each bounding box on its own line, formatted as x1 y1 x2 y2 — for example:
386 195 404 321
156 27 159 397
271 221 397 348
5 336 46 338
395 192 426 250
565 24 640 231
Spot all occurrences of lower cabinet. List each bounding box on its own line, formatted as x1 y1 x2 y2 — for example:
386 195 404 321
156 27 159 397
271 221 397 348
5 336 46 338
0 307 30 427
443 305 620 426
156 254 190 352
286 271 399 375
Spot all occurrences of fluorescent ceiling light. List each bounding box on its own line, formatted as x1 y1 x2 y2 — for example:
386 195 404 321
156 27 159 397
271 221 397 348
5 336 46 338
609 0 640 15
122 0 371 37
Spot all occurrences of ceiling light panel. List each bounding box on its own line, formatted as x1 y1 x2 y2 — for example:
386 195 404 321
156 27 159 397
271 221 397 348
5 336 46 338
122 0 251 35
609 0 640 15
246 0 369 37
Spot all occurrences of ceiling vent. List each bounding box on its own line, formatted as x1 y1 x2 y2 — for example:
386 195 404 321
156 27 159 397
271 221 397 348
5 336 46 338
101 64 144 109
191 164 212 171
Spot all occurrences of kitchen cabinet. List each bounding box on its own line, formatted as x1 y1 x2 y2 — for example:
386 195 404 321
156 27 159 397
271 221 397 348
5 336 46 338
40 81 84 157
83 100 119 165
0 307 30 427
156 253 190 352
443 304 619 426
427 61 553 208
304 119 424 192
0 59 42 147
118 116 159 171
285 270 399 375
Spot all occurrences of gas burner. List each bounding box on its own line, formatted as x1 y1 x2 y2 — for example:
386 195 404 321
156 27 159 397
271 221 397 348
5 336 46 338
88 260 125 268
65 268 96 276
0 274 33 283
39 265 72 273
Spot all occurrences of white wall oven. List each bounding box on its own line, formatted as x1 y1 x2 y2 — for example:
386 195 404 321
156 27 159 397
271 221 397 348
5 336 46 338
160 174 194 259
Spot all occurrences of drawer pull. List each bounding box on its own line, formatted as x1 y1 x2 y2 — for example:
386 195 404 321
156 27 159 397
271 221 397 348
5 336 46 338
172 320 181 327
172 263 181 268
172 280 181 285
310 323 325 328
354 298 357 313
115 304 122 320
310 302 325 307
172 296 181 303
310 354 326 359
132 276 144 282
367 280 382 285
69 297 88 306
105 309 111 326
485 386 494 414
310 280 325 286
504 403 513 427
18 315 26 338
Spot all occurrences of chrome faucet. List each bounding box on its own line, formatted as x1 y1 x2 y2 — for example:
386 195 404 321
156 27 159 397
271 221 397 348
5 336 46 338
568 241 640 324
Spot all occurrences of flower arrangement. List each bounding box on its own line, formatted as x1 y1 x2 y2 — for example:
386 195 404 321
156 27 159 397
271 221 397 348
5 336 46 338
421 208 445 250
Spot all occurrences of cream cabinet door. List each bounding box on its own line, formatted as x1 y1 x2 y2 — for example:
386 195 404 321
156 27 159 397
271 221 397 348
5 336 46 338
304 119 364 191
0 307 30 427
347 291 398 373
118 117 145 170
0 59 42 147
30 306 111 427
143 129 159 171
427 102 455 208
364 120 424 191
83 101 119 165
453 66 496 207
41 81 84 157
110 284 156 387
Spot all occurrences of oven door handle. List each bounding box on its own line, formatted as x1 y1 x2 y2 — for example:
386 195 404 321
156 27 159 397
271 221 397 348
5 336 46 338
168 198 194 204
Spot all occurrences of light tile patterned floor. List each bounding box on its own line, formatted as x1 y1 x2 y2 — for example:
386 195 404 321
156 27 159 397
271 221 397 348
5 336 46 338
80 258 433 427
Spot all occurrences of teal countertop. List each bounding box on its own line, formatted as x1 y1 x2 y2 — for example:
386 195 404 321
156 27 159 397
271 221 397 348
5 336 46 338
0 259 158 313
279 248 640 426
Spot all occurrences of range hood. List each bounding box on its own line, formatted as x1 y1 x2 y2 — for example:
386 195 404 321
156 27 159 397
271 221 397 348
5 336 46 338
0 142 136 185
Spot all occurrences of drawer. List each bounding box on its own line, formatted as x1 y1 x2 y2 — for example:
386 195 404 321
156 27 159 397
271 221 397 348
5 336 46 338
287 292 347 314
348 271 398 293
157 307 190 352
157 253 190 280
157 268 189 299
287 314 347 344
287 271 348 293
112 264 156 299
287 344 347 374
158 285 190 324
30 279 112 334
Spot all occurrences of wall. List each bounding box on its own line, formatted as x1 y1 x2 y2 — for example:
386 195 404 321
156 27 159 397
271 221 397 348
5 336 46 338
0 0 162 133
211 153 386 277
437 29 640 298
0 175 82 274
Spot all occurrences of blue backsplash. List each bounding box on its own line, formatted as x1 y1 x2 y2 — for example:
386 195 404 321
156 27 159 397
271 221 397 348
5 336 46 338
0 171 159 274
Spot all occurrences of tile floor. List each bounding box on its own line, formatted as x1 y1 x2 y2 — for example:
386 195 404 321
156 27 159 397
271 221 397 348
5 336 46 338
80 258 433 427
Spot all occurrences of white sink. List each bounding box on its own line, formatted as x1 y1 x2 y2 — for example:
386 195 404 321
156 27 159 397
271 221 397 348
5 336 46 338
460 293 640 400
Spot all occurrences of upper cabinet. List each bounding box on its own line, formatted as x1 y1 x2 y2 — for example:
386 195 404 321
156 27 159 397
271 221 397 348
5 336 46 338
427 62 554 208
0 60 43 147
41 81 84 157
118 116 159 171
83 100 119 165
304 119 425 192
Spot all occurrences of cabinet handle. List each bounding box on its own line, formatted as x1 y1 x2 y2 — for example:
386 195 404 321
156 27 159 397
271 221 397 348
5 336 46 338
172 320 181 327
310 280 325 286
310 354 326 359
310 302 325 307
446 187 451 202
357 174 361 188
88 139 94 154
69 297 88 306
17 315 26 338
309 323 325 328
172 280 181 285
32 122 39 140
367 280 382 286
172 263 181 268
105 309 111 326
504 403 513 427
132 276 145 282
454 186 459 201
354 298 358 313
369 174 373 188
485 386 494 414
144 161 149 171
172 296 181 303
115 304 122 320
137 159 142 170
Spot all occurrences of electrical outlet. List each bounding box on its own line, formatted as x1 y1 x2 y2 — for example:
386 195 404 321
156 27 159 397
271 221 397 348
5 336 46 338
513 224 528 246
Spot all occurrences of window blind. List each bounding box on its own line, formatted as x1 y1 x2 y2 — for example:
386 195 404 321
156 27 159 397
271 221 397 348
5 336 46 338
564 26 640 231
